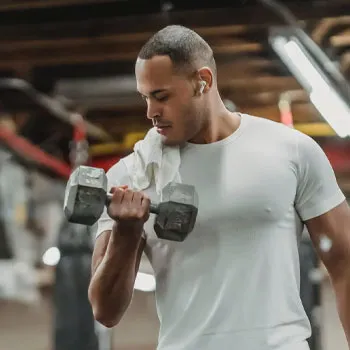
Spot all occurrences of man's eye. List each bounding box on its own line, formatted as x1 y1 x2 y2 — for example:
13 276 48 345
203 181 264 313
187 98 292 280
157 95 168 102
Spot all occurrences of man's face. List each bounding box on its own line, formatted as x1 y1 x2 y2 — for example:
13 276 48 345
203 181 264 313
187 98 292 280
135 55 206 146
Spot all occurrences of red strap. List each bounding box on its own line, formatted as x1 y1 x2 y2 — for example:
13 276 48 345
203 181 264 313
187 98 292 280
0 128 71 178
72 113 86 142
279 99 294 128
280 110 294 128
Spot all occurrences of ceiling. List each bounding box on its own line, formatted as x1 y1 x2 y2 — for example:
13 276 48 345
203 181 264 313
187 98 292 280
0 0 349 166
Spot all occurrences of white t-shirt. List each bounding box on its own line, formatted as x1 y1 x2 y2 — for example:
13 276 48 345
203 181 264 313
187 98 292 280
96 114 345 350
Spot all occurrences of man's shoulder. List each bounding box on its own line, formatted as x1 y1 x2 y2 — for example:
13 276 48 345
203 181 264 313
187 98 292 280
246 113 292 131
246 113 301 142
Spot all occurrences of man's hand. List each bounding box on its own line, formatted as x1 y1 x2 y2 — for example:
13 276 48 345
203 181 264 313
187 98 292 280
107 186 151 233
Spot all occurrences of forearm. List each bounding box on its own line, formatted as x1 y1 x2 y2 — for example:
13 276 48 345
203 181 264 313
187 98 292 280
88 222 144 327
329 263 350 346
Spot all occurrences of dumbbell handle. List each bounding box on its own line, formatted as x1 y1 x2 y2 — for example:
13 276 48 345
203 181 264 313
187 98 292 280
106 193 160 214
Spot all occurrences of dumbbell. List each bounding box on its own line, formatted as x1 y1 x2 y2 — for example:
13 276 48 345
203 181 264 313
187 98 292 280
63 166 198 242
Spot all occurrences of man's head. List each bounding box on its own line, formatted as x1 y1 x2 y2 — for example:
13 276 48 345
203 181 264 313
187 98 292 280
135 25 217 146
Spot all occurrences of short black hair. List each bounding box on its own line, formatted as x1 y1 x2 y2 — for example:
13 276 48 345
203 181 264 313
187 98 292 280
138 25 217 77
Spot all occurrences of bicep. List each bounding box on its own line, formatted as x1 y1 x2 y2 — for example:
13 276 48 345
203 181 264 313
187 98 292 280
294 131 345 222
305 200 350 274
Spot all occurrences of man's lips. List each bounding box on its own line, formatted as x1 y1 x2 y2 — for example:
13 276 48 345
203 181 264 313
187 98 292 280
155 125 172 135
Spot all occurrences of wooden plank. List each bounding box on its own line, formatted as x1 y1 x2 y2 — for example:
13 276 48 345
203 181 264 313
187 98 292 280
0 13 256 42
1 25 262 50
0 21 253 42
0 3 349 42
220 76 301 93
340 52 350 75
312 16 350 43
229 90 308 107
0 42 267 69
330 34 350 47
217 59 279 79
237 104 320 123
1 39 264 56
0 29 266 56
0 0 116 11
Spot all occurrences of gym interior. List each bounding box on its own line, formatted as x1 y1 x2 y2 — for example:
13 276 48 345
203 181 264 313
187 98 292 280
0 1 350 349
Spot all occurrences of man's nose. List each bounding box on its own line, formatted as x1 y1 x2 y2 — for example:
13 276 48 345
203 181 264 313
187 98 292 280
146 101 162 120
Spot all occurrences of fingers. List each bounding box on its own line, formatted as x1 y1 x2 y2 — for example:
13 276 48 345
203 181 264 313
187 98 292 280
133 191 145 205
110 187 126 204
110 185 128 193
107 187 151 223
141 195 151 210
123 189 135 203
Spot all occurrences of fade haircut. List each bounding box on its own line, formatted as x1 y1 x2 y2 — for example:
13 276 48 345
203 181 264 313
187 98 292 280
138 25 217 78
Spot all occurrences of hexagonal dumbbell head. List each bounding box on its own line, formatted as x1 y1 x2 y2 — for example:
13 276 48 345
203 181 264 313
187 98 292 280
63 166 108 226
154 182 198 242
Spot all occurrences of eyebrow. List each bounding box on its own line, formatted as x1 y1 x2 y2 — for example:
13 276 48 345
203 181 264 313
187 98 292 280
139 89 168 97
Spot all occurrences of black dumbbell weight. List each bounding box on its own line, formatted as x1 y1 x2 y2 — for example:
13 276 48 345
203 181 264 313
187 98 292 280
63 166 198 242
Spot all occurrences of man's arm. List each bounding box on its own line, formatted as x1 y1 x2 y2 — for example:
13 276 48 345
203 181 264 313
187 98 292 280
305 201 350 344
293 130 349 345
88 227 146 328
88 158 149 328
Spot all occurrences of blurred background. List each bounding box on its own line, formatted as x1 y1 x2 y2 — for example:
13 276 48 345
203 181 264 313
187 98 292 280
0 0 350 349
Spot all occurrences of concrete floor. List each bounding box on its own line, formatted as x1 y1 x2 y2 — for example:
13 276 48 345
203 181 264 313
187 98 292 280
0 278 347 350
321 279 348 350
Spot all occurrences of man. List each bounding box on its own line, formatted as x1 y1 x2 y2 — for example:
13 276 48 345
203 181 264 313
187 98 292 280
88 25 350 350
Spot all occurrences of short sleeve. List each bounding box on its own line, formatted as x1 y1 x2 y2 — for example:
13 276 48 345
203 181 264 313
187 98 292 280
295 131 345 221
95 159 132 239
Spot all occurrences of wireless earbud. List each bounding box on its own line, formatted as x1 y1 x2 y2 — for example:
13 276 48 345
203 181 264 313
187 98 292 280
199 80 206 94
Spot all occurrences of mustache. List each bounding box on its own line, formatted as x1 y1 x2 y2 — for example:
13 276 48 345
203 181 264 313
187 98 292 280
152 120 172 127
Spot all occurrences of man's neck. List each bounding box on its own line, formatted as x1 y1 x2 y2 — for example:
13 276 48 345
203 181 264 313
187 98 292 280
190 109 241 144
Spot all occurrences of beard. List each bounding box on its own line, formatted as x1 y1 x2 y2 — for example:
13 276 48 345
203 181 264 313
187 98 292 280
159 101 208 146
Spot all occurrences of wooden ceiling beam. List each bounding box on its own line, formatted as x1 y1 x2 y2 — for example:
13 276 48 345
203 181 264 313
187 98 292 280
218 58 278 73
312 16 350 43
0 52 136 69
340 52 350 75
0 3 349 42
1 26 266 52
237 104 320 123
0 22 258 43
0 0 115 11
1 29 266 51
330 34 350 48
220 76 300 94
0 42 268 69
229 90 309 107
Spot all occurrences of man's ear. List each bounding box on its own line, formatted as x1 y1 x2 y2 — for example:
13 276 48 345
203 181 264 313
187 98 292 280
197 66 213 92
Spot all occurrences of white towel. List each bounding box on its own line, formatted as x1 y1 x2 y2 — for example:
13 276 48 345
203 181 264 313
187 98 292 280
129 127 181 198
